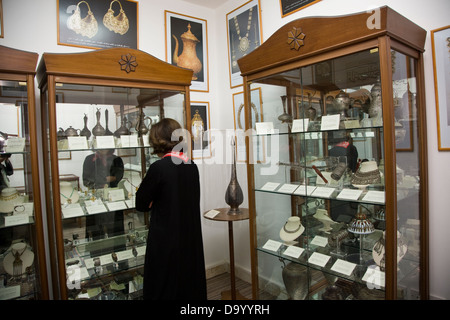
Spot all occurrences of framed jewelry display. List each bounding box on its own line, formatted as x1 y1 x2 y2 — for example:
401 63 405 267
190 101 211 159
165 11 209 92
57 0 138 49
431 25 450 151
279 0 322 18
226 0 262 88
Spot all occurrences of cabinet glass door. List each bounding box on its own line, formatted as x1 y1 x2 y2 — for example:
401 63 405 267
0 79 45 299
45 83 186 300
249 49 393 300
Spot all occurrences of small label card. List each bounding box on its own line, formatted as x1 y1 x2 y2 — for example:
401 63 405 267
362 266 385 288
0 285 21 300
310 235 328 247
108 189 125 202
136 245 146 256
5 137 26 152
96 135 116 149
106 201 127 211
120 134 139 147
320 114 340 131
4 214 30 226
262 239 282 252
283 245 304 259
344 119 361 129
204 209 220 219
311 186 335 198
68 136 88 150
125 198 136 209
85 203 108 214
22 202 34 216
362 190 385 204
99 254 114 265
331 259 357 276
337 188 363 201
291 119 309 133
255 122 274 135
117 249 135 261
260 182 280 191
308 252 331 267
293 185 316 196
84 258 95 269
277 183 300 194
61 203 84 218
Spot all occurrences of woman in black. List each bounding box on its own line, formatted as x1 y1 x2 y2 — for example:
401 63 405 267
136 118 206 300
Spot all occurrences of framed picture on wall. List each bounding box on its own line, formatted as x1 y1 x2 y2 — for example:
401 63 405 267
57 0 138 49
279 0 322 18
190 101 211 159
226 0 262 88
431 25 450 151
165 11 209 92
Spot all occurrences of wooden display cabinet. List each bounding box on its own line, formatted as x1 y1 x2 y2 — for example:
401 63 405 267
0 45 49 299
238 7 428 300
36 48 193 300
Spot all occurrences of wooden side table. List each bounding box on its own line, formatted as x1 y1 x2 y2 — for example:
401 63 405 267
204 207 249 300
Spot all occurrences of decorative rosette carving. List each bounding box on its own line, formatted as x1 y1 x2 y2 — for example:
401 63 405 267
287 27 306 51
118 53 138 73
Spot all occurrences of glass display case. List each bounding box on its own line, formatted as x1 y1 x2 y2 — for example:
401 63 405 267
0 45 49 299
36 48 193 300
238 7 428 300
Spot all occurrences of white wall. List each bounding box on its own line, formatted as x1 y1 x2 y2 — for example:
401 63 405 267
1 0 449 299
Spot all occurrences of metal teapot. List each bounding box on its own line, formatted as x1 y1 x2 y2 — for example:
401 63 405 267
172 23 202 80
64 126 80 137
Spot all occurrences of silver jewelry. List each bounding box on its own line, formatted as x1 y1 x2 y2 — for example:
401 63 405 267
234 7 253 53
283 221 301 234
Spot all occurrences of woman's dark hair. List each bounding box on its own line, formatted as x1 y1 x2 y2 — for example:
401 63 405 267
149 118 185 155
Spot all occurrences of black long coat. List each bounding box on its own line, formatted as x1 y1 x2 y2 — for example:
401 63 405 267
136 155 207 300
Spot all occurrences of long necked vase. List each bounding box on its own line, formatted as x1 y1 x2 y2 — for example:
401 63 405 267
80 113 91 139
104 109 113 136
92 108 105 136
225 136 243 215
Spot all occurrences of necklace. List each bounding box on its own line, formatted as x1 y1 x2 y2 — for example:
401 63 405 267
60 187 75 204
0 191 19 201
12 245 27 277
234 7 253 53
283 221 301 234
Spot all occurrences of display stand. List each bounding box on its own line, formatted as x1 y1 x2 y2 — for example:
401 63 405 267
204 208 249 300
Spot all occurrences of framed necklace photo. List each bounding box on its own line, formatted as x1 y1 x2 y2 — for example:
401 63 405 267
226 0 262 88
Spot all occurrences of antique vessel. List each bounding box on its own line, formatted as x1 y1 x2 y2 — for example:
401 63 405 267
225 136 243 214
172 24 202 80
282 262 308 300
80 114 92 139
92 108 106 136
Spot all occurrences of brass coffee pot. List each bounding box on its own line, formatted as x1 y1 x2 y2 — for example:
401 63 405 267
172 24 202 80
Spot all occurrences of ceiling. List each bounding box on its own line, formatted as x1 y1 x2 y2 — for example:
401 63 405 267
181 0 227 9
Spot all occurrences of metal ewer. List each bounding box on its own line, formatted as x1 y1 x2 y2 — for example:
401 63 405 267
225 136 244 215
